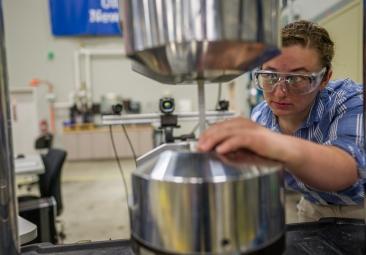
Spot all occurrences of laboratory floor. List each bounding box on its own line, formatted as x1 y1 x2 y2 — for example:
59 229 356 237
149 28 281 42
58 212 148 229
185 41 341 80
58 159 301 244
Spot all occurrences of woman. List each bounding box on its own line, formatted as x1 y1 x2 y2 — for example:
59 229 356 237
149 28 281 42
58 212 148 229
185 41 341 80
197 20 365 221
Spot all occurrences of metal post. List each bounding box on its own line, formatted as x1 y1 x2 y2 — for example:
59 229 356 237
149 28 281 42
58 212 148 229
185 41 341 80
0 0 20 253
197 80 206 135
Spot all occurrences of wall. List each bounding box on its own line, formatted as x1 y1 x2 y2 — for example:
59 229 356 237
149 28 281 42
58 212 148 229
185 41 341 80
318 0 363 83
287 0 362 82
292 0 349 20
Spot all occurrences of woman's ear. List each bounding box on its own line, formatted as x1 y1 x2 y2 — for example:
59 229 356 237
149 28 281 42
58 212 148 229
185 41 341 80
320 68 332 89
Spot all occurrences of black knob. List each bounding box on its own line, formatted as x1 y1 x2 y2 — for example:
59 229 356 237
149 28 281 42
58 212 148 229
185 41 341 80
112 104 123 115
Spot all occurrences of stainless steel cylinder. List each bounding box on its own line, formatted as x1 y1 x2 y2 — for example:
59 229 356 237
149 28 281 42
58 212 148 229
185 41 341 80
120 0 281 84
0 0 19 254
131 150 285 254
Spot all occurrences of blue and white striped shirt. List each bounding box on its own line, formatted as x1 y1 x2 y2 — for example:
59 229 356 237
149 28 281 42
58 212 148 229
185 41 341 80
251 79 365 205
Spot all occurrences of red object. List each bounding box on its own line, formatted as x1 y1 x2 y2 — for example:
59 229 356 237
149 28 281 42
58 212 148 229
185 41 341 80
29 78 41 87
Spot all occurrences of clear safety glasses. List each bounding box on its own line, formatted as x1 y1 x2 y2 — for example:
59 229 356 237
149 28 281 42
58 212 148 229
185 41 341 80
253 67 327 95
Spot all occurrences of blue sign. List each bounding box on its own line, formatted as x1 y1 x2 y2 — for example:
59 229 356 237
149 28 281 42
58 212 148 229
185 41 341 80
49 0 122 36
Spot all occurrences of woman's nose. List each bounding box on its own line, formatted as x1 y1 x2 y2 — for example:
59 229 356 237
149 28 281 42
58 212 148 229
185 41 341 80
272 81 288 97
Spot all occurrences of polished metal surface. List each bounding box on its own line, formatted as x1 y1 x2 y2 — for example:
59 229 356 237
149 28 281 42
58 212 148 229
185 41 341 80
120 0 281 84
133 236 285 255
0 0 19 253
136 142 191 167
197 80 206 133
131 149 285 254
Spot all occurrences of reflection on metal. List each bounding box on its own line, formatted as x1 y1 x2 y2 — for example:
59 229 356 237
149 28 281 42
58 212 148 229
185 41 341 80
131 148 285 254
136 142 190 167
0 0 19 254
120 1 285 253
120 0 280 84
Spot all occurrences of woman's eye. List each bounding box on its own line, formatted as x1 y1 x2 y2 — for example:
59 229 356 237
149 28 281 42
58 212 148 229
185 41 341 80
263 74 278 84
287 75 305 85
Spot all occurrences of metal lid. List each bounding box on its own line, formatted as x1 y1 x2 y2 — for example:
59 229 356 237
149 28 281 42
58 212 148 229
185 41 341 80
134 150 283 183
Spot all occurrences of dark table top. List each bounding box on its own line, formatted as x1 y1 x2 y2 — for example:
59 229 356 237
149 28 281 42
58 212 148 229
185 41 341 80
284 218 365 255
21 218 365 255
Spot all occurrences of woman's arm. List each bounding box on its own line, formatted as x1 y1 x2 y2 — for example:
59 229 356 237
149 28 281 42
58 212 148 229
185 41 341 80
197 117 358 192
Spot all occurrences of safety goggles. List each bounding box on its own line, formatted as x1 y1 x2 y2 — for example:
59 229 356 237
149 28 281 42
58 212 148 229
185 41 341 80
253 67 327 95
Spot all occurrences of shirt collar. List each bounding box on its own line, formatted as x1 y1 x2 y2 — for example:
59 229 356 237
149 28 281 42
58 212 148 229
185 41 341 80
269 111 280 132
268 88 330 132
302 88 330 128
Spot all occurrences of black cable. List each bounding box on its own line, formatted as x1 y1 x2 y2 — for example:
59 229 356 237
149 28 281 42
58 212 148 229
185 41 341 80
108 125 131 225
121 124 137 167
215 82 223 110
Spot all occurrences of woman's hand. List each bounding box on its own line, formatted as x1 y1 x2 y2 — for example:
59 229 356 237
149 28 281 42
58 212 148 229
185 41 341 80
197 117 285 161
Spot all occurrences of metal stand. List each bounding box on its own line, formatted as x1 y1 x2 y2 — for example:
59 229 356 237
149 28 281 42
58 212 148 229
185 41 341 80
197 80 206 135
0 0 20 253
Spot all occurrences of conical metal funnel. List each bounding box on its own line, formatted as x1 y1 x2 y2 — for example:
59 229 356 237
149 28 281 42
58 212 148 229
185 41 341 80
120 0 281 84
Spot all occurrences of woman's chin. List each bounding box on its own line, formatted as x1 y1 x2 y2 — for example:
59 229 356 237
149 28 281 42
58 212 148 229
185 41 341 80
271 108 294 117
